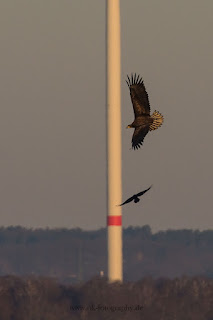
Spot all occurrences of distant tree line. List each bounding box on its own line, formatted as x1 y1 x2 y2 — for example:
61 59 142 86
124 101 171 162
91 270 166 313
0 275 212 320
0 225 212 282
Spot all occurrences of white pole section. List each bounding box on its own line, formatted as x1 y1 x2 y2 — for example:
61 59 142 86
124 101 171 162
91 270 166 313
106 0 122 282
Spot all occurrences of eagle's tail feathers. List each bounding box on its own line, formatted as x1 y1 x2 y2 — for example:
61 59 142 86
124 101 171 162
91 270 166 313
150 110 164 131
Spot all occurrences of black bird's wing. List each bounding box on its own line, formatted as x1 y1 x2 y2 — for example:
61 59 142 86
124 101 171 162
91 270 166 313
118 195 135 206
126 73 150 117
132 126 149 149
136 185 152 197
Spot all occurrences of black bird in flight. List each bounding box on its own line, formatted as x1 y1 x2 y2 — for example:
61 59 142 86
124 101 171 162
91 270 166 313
126 73 164 150
118 186 152 206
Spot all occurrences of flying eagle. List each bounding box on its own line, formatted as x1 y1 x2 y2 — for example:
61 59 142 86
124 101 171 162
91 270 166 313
118 185 152 206
126 73 164 150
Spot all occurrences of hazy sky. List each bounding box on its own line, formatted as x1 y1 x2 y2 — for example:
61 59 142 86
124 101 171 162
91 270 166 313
0 0 213 232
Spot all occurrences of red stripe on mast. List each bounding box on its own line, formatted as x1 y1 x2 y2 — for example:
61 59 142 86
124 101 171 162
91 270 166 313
107 215 122 226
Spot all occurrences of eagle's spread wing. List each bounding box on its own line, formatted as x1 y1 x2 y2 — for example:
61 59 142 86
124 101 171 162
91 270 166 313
118 195 135 206
132 126 149 150
137 185 152 197
126 73 150 116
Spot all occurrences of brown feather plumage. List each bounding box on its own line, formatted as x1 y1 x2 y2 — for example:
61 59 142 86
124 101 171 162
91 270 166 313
126 73 164 150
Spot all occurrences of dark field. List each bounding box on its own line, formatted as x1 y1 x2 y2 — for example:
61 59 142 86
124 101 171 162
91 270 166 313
0 275 213 320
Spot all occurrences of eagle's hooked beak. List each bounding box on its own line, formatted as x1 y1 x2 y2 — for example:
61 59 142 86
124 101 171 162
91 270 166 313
126 125 131 129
